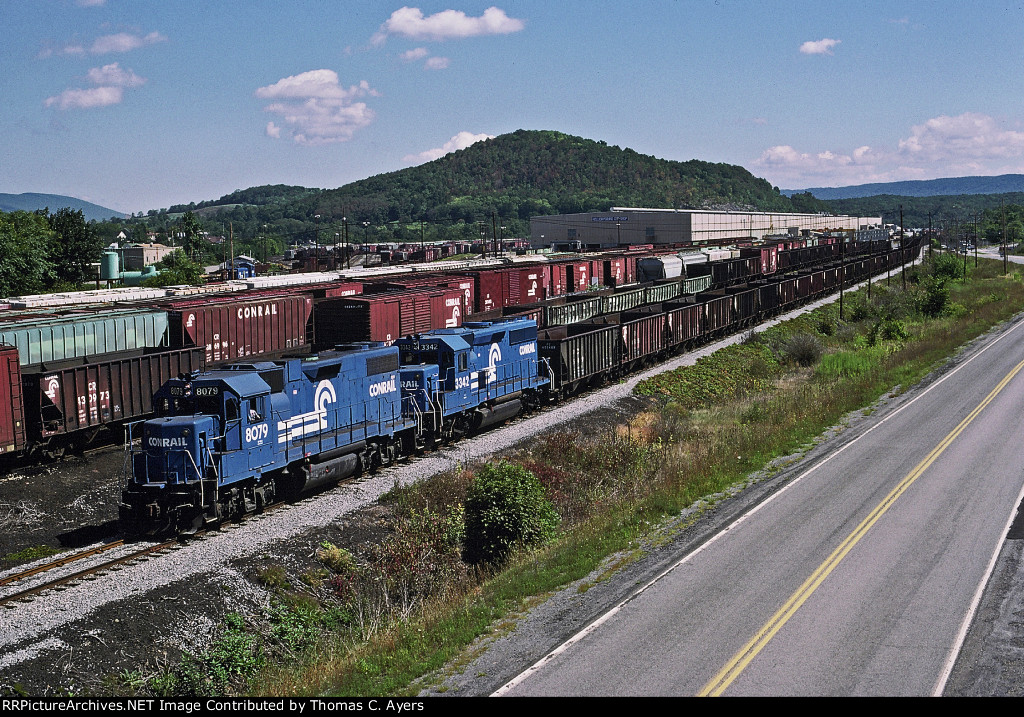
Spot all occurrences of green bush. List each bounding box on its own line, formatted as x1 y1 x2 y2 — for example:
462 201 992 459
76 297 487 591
780 333 824 367
879 317 909 341
463 461 559 565
931 252 963 282
919 278 948 317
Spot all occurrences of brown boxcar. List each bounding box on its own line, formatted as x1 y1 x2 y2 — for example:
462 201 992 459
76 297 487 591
23 347 203 452
471 267 548 312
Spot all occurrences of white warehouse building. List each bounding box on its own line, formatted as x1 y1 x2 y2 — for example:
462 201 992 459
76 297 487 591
529 208 885 249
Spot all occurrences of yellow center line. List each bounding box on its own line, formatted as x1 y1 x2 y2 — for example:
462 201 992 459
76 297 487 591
698 357 1024 697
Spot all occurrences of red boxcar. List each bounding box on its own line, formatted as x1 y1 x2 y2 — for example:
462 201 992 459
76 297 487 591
313 282 363 299
381 274 476 316
315 287 464 347
471 267 548 312
0 345 25 455
740 246 778 275
163 294 314 365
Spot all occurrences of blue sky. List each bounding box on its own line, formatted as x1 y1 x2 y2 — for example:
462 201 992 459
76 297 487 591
4 1 1024 214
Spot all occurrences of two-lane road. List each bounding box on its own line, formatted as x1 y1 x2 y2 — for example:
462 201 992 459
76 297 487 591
496 313 1024 696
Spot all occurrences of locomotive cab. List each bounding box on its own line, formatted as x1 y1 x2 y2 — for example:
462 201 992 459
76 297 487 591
121 371 277 534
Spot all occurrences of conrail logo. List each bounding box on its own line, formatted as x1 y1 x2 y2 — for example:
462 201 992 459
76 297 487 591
279 380 335 443
369 376 397 397
149 436 187 448
518 342 536 356
237 303 279 320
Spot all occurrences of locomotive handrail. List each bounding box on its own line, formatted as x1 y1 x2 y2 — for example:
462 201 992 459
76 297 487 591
204 441 219 483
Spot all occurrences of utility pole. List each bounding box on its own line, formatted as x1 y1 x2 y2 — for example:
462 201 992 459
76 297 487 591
1002 199 1008 275
313 214 321 273
899 205 906 291
927 213 933 258
492 212 498 258
974 211 980 269
839 231 845 320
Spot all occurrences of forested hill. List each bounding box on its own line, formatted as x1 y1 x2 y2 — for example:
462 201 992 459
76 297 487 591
156 130 818 242
309 130 801 223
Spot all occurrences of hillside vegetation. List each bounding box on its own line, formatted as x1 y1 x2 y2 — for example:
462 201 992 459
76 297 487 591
134 130 816 245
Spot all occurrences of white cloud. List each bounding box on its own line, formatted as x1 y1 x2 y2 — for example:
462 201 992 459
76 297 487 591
44 62 146 111
799 38 840 55
86 63 145 88
400 47 430 61
897 113 1024 161
754 112 1024 187
76 0 106 6
400 47 450 70
44 86 123 110
89 31 166 54
372 6 525 45
256 71 379 145
403 131 494 163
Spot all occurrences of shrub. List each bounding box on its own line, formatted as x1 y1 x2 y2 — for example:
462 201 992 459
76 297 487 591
931 252 963 282
780 333 824 367
918 275 950 318
879 317 909 341
463 461 559 566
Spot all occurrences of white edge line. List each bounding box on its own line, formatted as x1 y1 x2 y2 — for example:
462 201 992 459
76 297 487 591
932 478 1024 695
492 310 1024 697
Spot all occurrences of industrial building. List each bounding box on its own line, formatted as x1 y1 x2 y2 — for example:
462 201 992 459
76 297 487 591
530 208 885 250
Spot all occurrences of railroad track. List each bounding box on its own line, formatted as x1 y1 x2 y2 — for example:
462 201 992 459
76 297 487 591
0 540 176 607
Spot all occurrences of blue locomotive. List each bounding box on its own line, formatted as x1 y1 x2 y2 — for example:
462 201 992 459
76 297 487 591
120 318 549 534
398 319 550 444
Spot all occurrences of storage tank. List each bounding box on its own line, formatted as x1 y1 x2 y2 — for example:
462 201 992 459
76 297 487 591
101 252 119 281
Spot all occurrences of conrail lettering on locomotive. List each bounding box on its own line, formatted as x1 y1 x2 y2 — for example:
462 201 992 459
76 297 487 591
368 377 397 397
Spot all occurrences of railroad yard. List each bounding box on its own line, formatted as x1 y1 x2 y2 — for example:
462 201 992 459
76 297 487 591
7 238 1024 697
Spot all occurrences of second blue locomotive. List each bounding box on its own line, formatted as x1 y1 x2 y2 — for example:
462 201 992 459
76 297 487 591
120 318 549 534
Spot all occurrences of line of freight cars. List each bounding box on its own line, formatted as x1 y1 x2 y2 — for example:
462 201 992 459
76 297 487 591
0 238 890 459
122 238 920 535
539 242 919 397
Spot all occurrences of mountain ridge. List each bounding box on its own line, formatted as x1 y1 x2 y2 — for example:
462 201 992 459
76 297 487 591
785 174 1024 200
0 193 127 221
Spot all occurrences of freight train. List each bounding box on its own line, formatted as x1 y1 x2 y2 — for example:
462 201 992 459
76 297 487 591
0 237 897 460
121 239 919 535
120 317 548 534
